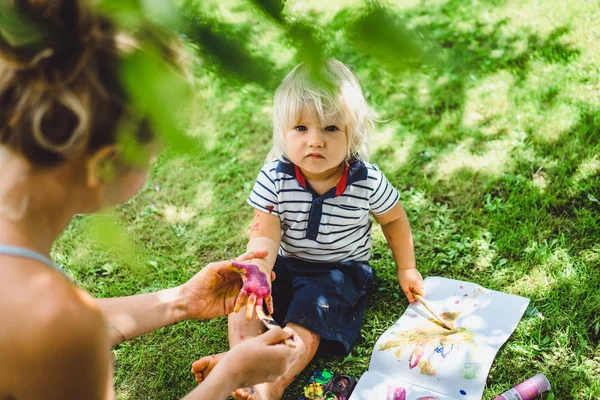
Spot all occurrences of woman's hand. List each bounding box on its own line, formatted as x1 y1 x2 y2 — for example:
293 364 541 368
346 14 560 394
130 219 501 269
398 267 424 303
220 327 304 389
179 249 270 320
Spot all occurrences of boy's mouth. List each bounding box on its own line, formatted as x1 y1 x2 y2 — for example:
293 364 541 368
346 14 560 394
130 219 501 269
306 153 324 159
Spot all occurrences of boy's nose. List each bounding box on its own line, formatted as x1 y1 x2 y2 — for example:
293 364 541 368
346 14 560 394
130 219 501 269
307 129 324 147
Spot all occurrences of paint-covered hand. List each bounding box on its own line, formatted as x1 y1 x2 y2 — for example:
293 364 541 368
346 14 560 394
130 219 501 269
228 261 274 319
179 249 270 320
398 267 424 303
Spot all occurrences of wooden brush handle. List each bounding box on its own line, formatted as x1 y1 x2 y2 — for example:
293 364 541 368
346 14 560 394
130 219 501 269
255 306 297 348
414 294 451 329
414 294 435 314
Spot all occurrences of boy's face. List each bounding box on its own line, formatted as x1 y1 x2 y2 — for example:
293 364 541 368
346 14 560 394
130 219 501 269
284 107 348 180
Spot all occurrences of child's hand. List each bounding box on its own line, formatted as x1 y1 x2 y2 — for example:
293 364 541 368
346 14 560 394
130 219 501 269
397 268 424 303
228 261 274 319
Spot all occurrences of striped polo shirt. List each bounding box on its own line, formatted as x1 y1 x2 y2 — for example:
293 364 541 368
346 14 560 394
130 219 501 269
247 157 400 263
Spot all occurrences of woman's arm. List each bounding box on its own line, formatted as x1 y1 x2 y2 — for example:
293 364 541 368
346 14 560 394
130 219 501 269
95 286 187 346
96 250 270 346
16 271 302 400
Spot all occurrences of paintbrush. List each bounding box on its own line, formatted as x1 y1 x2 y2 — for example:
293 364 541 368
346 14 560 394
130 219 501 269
414 293 454 330
255 305 297 348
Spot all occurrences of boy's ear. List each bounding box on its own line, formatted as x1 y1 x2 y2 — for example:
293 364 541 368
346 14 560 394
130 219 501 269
86 145 117 188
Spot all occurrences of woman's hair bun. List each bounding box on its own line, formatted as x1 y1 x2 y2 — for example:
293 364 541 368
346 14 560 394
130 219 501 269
0 0 104 82
0 0 129 167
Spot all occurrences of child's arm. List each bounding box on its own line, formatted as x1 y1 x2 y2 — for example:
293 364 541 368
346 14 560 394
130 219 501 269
247 208 281 274
374 202 424 303
232 208 281 318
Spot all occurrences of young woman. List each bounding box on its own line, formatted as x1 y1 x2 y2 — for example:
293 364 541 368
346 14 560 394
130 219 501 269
0 1 303 399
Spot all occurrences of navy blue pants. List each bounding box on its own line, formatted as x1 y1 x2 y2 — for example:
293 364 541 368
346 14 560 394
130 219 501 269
271 256 375 355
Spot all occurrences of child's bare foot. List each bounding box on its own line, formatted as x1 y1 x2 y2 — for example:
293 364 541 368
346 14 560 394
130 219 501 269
231 382 284 400
231 386 256 400
190 351 226 384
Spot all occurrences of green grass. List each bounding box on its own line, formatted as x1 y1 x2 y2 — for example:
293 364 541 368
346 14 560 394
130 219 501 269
54 0 599 398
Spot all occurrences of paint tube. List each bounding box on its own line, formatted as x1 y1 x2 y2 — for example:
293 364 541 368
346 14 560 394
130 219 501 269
493 374 551 400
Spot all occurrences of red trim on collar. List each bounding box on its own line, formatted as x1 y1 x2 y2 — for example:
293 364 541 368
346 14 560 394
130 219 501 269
294 164 306 188
294 164 349 196
335 165 349 197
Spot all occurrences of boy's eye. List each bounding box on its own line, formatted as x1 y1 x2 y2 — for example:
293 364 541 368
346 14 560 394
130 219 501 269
295 125 308 132
324 125 339 132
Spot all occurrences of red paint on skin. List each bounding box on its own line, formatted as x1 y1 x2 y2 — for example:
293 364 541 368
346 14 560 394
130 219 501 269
250 222 260 233
230 261 271 301
233 321 246 340
250 211 263 233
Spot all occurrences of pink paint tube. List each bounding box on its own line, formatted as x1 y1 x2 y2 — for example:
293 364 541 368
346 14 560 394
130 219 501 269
493 374 551 400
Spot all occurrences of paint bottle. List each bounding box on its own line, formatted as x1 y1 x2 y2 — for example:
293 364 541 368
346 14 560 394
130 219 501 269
493 374 551 400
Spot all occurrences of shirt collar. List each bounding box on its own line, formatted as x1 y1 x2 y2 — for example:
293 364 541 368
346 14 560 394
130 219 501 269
277 156 368 196
293 163 350 196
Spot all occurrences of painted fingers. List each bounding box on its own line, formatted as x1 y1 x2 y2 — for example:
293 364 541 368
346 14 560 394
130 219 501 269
228 261 273 319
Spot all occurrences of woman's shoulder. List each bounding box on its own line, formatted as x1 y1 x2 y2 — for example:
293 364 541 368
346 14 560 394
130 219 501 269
2 256 105 337
0 257 110 397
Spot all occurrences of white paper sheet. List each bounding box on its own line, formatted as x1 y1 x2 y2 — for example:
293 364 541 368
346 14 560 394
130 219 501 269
349 277 529 400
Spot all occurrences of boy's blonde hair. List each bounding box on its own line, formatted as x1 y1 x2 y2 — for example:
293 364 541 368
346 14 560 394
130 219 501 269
267 59 377 163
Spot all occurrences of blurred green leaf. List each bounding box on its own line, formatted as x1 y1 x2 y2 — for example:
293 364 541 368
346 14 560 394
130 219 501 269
346 3 427 72
0 2 43 48
182 17 277 87
85 214 141 267
120 47 196 154
96 0 145 30
288 22 324 69
139 0 180 27
97 0 181 30
248 0 286 23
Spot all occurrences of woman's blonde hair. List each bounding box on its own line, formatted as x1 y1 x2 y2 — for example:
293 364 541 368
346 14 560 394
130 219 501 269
267 59 377 163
